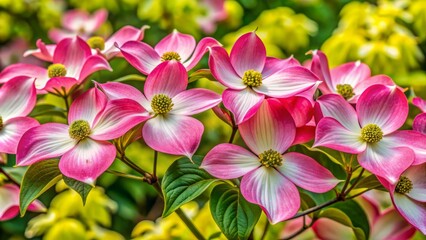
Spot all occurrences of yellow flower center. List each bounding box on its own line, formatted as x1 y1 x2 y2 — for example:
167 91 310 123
69 120 91 141
242 70 262 87
0 116 3 131
151 94 173 115
395 176 413 194
361 124 383 143
258 149 282 168
161 51 181 62
47 63 67 78
87 36 105 50
336 84 355 100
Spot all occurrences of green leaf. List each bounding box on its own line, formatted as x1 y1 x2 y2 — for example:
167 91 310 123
300 144 343 166
63 176 93 205
353 174 387 191
188 69 216 83
210 184 261 240
30 104 66 118
161 155 218 217
319 200 370 240
112 74 146 82
20 160 62 216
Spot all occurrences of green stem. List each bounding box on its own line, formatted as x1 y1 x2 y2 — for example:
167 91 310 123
113 74 146 82
346 189 371 200
153 150 158 179
228 127 238 144
260 221 270 240
288 198 340 220
63 95 70 113
340 168 352 194
281 218 316 240
119 155 151 177
105 170 148 181
175 208 206 240
344 168 365 195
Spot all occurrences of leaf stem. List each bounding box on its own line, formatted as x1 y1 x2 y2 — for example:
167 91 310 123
153 150 158 179
175 208 206 240
281 218 316 240
105 170 148 181
344 168 365 195
62 95 70 113
228 126 238 144
260 221 270 240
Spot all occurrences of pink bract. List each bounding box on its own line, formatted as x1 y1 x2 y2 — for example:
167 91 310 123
99 60 221 158
314 84 426 183
16 88 149 183
0 184 45 221
0 76 39 154
310 50 396 103
201 99 338 224
119 29 221 74
208 32 320 124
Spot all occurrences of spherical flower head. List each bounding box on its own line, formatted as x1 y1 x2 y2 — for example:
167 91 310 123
0 116 3 132
47 63 67 78
258 149 282 168
68 120 91 141
242 69 262 87
361 123 383 143
395 176 413 194
336 84 355 100
151 94 174 115
161 51 181 62
87 36 105 50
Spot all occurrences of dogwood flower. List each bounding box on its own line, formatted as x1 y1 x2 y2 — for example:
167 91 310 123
378 163 426 234
99 60 221 158
201 99 338 224
16 88 149 183
309 50 396 103
48 9 108 43
413 97 426 112
209 32 319 124
119 29 221 74
0 184 45 221
314 84 426 183
0 37 111 95
0 76 39 154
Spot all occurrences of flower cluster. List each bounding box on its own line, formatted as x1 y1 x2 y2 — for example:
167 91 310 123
0 7 425 238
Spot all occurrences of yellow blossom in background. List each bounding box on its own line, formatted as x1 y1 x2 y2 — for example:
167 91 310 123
221 7 317 58
409 0 426 41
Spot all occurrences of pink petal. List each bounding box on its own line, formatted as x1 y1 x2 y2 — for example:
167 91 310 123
0 76 36 120
315 94 360 132
78 54 112 82
98 82 145 104
23 39 55 62
208 46 245 89
68 88 107 127
48 29 77 43
142 115 203 158
59 138 115 183
413 97 426 112
103 25 149 59
62 9 89 31
230 32 266 76
0 184 20 221
262 56 301 79
357 85 408 134
222 88 264 125
0 117 39 154
280 96 313 127
16 123 76 166
255 66 319 98
309 50 333 94
292 126 315 145
155 29 196 62
241 167 300 224
392 194 426 235
0 63 47 85
352 75 396 103
91 99 149 140
53 37 92 78
183 37 221 70
43 77 78 96
170 88 221 115
370 209 416 240
277 152 339 193
314 117 366 154
385 130 426 165
330 61 370 91
144 61 187 100
84 9 108 33
201 143 260 179
312 218 355 240
404 164 426 202
239 98 296 154
119 41 161 75
413 113 426 135
359 142 414 184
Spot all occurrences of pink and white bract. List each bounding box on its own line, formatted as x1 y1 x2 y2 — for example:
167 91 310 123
208 32 320 125
0 184 45 221
99 60 221 158
16 88 149 183
0 76 39 154
314 84 426 183
201 99 338 224
119 29 221 74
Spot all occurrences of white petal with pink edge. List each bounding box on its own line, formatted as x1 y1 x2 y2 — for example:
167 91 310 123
0 184 20 221
155 30 196 62
0 76 36 120
78 55 112 82
142 115 203 158
309 50 333 93
0 117 39 154
262 56 300 79
68 88 107 127
222 88 264 125
370 209 416 240
201 143 260 179
413 97 426 112
385 130 426 164
239 99 296 154
240 167 300 224
404 164 426 202
392 193 426 234
53 37 92 77
413 113 426 135
119 41 162 75
277 152 339 193
16 123 76 166
183 37 221 70
98 82 145 103
59 138 115 184
208 46 245 89
104 25 149 58
329 61 370 90
230 32 266 76
170 88 221 115
0 63 47 84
